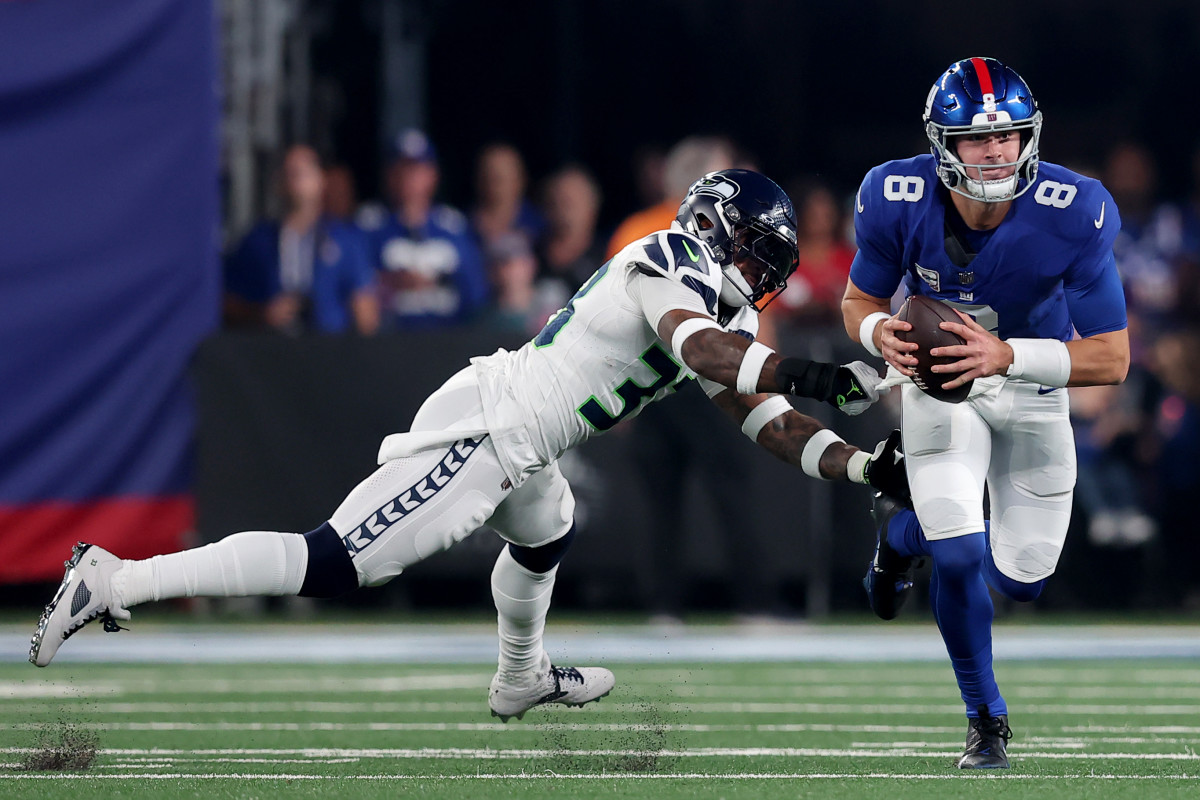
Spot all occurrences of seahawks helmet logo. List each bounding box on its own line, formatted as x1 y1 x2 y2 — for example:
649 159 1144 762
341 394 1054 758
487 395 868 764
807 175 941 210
693 175 739 200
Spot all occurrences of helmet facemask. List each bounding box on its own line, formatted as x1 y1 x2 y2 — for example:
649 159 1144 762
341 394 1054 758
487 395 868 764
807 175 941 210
720 217 796 308
927 113 1042 202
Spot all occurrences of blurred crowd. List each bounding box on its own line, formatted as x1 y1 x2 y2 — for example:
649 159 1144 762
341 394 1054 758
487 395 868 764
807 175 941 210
221 131 863 341
222 131 1200 609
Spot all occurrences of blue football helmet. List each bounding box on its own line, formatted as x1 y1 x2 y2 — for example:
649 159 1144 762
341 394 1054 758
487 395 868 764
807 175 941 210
923 57 1043 202
676 169 799 307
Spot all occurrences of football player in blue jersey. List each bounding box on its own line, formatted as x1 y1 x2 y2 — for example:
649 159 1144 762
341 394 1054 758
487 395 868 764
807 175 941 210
32 169 909 723
841 57 1129 769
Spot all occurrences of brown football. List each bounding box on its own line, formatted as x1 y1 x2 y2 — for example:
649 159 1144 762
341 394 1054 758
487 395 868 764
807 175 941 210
896 295 973 403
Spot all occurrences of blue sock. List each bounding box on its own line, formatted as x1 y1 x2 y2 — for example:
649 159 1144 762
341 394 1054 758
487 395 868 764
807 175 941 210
927 532 1007 718
884 508 930 558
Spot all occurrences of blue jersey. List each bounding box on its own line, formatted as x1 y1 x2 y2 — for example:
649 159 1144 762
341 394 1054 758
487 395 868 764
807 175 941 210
360 204 488 331
224 218 375 333
850 155 1127 341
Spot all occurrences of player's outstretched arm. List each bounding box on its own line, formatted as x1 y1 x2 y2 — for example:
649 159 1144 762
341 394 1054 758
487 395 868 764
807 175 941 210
710 390 911 505
658 308 883 416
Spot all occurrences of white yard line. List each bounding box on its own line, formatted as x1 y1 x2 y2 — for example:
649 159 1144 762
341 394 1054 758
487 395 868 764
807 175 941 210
4 624 1199 664
2 771 1200 781
3 745 1199 760
1 675 487 695
4 702 1199 732
5 683 1198 705
4 701 1200 716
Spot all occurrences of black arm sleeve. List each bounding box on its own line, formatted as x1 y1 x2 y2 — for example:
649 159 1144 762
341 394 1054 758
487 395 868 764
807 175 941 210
774 358 837 401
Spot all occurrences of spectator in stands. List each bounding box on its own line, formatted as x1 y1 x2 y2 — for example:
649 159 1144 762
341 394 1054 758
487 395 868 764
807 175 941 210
1175 144 1200 315
1069 383 1156 547
608 137 783 620
322 162 359 224
606 136 736 259
768 179 856 327
1104 142 1186 344
1149 328 1200 607
223 144 379 336
359 129 489 330
471 142 546 252
537 164 605 301
478 232 558 336
632 144 668 210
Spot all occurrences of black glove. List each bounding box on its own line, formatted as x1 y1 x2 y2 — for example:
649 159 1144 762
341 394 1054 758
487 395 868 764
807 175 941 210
863 429 912 507
775 358 882 416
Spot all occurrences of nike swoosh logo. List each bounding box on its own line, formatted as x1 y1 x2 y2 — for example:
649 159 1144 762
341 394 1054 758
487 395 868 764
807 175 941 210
1037 386 1058 395
856 188 865 214
681 240 700 262
1094 202 1105 229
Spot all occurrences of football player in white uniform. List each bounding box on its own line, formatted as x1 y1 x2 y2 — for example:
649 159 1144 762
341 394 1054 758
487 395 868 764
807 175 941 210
32 169 908 722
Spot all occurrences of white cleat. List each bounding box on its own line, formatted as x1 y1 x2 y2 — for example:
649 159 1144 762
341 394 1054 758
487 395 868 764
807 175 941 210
488 653 615 722
29 542 131 667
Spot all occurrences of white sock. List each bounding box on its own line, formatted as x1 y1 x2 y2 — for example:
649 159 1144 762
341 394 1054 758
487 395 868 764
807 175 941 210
111 531 309 608
490 546 557 675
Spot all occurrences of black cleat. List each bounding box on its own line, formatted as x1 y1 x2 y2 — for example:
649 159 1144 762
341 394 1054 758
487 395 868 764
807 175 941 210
958 705 1013 769
862 492 922 620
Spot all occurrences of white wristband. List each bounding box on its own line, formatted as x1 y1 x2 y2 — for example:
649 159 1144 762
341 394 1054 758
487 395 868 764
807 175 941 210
858 312 890 358
741 395 793 441
847 450 871 484
670 317 722 365
800 428 844 480
736 341 775 395
1005 338 1071 387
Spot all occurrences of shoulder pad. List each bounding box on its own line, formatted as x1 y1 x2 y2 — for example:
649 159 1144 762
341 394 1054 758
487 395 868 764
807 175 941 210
621 230 722 317
631 230 718 279
1027 164 1120 248
859 156 936 218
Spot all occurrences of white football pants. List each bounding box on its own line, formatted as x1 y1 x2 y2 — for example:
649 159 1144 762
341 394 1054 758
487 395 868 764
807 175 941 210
901 379 1076 582
329 366 575 587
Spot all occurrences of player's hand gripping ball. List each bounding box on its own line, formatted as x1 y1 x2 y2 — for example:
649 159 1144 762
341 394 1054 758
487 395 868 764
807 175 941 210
896 295 974 403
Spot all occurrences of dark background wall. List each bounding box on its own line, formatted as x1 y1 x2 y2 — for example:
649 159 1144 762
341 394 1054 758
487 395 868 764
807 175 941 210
193 328 889 615
310 0 1200 228
193 328 1153 615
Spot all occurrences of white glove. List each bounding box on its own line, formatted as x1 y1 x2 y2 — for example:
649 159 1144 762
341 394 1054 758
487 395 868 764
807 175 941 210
831 360 883 416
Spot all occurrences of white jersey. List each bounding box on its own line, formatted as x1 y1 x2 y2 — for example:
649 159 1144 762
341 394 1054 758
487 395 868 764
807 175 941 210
473 227 759 486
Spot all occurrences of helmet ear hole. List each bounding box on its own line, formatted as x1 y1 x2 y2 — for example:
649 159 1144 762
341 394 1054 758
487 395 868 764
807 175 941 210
695 213 715 231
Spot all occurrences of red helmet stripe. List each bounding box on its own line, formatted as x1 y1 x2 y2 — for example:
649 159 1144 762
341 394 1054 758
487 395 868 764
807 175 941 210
971 57 995 96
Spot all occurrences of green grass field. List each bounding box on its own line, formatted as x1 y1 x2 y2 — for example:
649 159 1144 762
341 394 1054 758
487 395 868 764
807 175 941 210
2 642 1199 799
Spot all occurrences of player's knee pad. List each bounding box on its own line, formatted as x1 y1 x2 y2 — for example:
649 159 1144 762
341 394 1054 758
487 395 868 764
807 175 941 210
990 503 1070 581
983 549 1046 602
927 532 987 582
914 495 982 538
508 524 576 574
299 522 360 598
